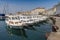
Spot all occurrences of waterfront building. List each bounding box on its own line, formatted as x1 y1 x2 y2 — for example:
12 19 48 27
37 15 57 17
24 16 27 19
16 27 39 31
17 11 31 15
46 7 56 16
31 7 46 15
55 3 60 14
16 7 57 16
17 7 46 15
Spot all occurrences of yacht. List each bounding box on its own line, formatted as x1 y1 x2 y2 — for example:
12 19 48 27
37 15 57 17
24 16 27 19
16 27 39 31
5 14 48 28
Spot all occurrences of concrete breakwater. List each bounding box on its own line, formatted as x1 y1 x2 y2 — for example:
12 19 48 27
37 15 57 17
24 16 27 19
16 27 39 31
47 16 60 40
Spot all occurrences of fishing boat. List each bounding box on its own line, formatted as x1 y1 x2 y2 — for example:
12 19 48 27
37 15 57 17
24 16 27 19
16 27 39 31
5 14 48 28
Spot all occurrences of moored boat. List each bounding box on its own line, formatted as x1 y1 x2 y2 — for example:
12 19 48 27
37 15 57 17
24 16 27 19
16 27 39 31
5 14 48 28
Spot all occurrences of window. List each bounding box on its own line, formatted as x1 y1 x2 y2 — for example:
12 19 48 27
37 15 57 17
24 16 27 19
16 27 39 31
23 17 26 19
15 17 17 19
8 17 11 20
20 17 22 19
33 16 36 18
12 17 15 20
17 16 20 20
39 12 42 15
27 16 31 19
29 19 33 21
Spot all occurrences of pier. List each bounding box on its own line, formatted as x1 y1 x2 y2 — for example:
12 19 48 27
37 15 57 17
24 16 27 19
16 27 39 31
47 16 60 40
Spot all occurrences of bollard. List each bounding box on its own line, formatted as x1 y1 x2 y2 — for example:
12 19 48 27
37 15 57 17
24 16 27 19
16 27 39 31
52 25 59 32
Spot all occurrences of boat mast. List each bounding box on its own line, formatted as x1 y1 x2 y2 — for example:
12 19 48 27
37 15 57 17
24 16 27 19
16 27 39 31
3 2 9 15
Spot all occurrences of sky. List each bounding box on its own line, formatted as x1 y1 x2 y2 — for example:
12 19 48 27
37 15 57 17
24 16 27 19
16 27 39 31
0 0 60 14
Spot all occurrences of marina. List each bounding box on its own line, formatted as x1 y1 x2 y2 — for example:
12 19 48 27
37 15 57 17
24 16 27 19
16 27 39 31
0 0 60 40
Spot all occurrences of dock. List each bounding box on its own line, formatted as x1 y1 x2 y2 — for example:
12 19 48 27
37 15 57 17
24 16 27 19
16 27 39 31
47 16 60 40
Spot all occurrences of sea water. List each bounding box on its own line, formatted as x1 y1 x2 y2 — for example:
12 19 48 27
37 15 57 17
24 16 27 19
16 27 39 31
0 21 52 40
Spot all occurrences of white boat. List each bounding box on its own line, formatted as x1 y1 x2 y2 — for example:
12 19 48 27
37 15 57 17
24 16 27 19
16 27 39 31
5 14 48 28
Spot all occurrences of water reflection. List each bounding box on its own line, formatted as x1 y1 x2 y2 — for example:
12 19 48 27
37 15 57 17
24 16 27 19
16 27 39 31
6 25 38 38
6 20 49 37
6 27 28 38
22 20 48 31
24 20 49 27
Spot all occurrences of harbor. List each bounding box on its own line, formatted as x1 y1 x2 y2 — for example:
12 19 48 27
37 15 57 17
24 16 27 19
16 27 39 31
0 13 52 40
0 0 60 40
